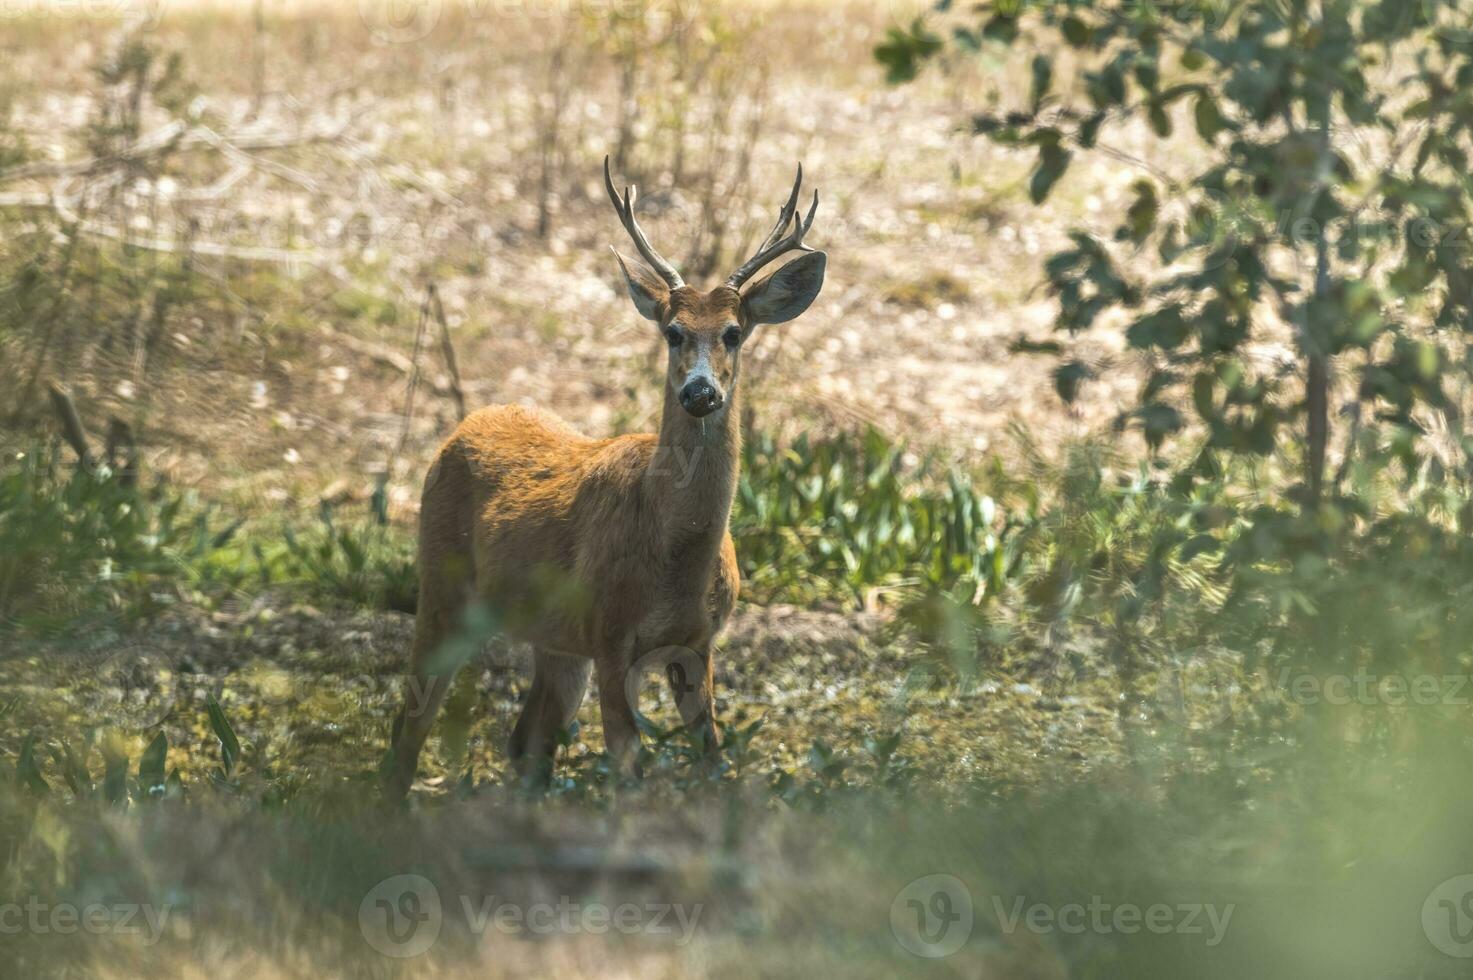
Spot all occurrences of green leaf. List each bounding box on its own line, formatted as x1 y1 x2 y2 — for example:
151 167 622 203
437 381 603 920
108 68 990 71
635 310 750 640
1193 373 1218 420
1030 144 1073 204
1135 60 1160 93
1061 15 1092 47
982 13 1020 44
206 692 241 778
1121 180 1159 244
1180 534 1221 563
102 746 128 805
1010 338 1064 355
138 730 168 798
1078 112 1106 148
1148 102 1172 137
1194 96 1225 142
874 21 943 85
1133 404 1184 450
1031 55 1053 109
1054 361 1094 403
53 739 93 798
1126 306 1189 350
17 734 50 794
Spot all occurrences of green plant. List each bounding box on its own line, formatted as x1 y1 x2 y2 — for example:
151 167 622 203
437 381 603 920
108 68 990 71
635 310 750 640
0 449 232 633
9 692 247 809
733 427 1013 607
277 508 418 614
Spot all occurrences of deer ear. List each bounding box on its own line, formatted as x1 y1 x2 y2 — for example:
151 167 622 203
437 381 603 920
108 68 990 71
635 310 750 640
741 251 827 326
611 248 668 322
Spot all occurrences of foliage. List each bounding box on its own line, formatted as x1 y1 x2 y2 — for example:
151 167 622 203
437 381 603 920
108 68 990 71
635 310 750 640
734 426 1011 607
274 506 419 614
888 0 1473 671
0 448 232 633
0 446 424 633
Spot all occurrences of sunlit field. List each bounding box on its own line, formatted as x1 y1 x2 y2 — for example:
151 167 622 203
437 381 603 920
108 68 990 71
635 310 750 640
4 1 1473 977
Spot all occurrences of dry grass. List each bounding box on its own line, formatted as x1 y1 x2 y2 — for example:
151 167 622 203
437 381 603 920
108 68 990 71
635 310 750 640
0 0 1191 524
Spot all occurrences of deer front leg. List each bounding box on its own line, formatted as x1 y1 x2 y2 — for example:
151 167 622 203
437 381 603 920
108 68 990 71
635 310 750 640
595 655 643 779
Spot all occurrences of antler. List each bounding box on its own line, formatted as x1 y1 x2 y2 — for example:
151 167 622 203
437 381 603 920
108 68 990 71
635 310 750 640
725 164 819 290
603 155 684 290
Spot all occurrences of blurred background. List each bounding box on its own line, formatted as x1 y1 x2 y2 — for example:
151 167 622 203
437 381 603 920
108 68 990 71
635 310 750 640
3 1 1473 977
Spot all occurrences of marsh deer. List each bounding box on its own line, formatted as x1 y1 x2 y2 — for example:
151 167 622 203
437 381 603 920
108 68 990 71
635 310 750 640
384 158 826 798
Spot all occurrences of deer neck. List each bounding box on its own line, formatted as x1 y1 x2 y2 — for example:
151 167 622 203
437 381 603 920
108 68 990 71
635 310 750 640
646 386 741 586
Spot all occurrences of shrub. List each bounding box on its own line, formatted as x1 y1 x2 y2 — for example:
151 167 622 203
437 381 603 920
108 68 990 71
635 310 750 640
0 449 229 633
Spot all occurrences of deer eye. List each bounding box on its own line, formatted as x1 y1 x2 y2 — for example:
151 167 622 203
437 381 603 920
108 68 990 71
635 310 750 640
664 326 685 346
722 326 742 349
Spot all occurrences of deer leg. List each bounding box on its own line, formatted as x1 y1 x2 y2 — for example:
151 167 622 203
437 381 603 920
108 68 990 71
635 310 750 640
596 656 643 779
668 645 720 759
384 452 476 801
383 596 461 800
509 649 591 785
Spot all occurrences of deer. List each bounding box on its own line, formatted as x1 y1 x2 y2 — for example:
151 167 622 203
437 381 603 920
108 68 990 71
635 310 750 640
383 157 826 799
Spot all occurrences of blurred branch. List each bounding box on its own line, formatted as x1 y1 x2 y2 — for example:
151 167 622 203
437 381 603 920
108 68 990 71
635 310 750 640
429 283 467 421
47 384 96 470
316 319 455 399
41 172 325 265
0 117 353 185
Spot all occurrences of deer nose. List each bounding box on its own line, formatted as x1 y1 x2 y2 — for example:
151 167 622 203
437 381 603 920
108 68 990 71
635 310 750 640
679 379 723 417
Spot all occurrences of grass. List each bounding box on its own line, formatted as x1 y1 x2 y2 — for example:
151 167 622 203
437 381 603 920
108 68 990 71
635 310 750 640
880 270 972 309
0 448 419 634
3 691 1470 978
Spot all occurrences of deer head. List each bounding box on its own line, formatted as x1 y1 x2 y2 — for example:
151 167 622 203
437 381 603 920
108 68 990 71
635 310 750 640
605 157 827 418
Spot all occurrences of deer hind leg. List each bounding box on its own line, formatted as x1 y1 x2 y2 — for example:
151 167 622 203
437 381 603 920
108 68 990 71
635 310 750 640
383 452 476 801
596 656 642 779
383 590 462 800
668 645 720 759
508 649 591 784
